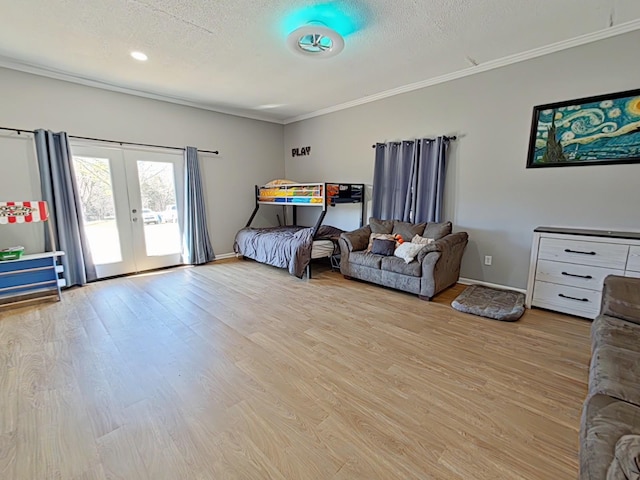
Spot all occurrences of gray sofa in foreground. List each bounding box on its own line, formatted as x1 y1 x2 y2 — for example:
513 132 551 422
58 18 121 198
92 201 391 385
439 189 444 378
581 275 640 480
339 219 468 300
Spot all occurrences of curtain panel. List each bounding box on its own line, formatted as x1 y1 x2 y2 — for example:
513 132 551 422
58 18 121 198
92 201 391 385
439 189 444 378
182 146 215 265
34 129 96 286
372 136 450 224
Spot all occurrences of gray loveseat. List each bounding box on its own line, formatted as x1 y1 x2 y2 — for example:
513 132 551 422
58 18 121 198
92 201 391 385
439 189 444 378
339 218 468 300
580 275 640 479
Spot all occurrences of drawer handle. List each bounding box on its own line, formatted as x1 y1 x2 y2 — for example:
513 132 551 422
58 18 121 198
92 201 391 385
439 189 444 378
564 248 596 255
558 293 589 302
561 271 593 279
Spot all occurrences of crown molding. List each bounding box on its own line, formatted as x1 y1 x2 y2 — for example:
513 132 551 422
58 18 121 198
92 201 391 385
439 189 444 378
0 56 285 125
283 19 640 124
2 18 639 127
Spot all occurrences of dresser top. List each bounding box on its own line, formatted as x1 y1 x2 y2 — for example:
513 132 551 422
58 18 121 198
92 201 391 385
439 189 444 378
535 226 640 240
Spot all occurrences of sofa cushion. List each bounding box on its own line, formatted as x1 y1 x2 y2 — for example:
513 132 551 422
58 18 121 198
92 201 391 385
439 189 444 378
369 217 394 234
581 395 640 480
349 251 383 269
423 221 452 241
592 314 640 353
367 233 395 252
602 276 640 325
607 435 640 479
371 238 395 256
590 345 640 407
392 221 426 242
381 256 422 277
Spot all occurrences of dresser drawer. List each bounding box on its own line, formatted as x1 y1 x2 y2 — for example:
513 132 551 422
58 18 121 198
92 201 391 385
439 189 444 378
535 259 624 291
532 281 601 319
627 246 640 273
538 237 629 270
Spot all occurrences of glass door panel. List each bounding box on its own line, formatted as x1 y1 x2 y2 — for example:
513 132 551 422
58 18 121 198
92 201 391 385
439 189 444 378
123 149 184 273
72 156 123 265
136 160 181 257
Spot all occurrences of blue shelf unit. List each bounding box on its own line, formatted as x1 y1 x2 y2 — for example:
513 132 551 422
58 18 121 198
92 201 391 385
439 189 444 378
0 252 65 306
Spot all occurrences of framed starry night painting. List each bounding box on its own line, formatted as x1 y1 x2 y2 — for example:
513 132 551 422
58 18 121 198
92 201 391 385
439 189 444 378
526 88 640 168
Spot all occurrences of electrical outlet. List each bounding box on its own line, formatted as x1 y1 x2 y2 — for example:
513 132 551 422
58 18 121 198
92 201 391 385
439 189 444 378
484 255 493 266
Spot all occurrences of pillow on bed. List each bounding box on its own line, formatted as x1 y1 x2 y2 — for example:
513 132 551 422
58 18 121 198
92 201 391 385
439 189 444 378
264 179 298 187
394 242 426 264
371 238 395 256
367 233 395 252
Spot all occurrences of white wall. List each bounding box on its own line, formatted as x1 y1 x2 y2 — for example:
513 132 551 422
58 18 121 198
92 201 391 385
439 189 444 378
284 30 640 290
0 67 284 256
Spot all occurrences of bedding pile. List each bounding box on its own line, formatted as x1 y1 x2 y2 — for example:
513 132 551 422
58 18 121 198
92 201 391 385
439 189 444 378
234 225 343 278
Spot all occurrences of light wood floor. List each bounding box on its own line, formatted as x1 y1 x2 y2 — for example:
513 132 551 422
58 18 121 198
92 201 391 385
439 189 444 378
0 259 591 479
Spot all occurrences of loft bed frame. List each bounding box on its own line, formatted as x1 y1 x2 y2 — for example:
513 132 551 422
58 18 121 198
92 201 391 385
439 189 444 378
245 182 366 233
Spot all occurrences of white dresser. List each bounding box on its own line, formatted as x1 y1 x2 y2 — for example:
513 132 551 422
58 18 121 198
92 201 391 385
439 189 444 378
526 227 640 319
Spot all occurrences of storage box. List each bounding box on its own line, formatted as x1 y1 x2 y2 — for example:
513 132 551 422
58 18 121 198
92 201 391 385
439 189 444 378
0 247 25 261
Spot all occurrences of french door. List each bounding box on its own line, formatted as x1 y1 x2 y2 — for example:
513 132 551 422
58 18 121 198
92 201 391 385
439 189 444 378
70 144 184 279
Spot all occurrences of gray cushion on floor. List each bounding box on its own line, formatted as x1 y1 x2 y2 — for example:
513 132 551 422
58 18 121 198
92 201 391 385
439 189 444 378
451 285 525 322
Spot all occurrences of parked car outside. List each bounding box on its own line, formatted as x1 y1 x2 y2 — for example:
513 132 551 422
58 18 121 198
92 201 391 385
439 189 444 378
163 204 178 223
142 208 161 225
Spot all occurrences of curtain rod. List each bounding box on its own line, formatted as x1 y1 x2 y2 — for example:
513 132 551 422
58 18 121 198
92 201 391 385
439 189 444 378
371 136 457 148
0 126 219 155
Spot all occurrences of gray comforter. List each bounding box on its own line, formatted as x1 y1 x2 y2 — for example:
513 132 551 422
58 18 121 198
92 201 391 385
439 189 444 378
234 226 314 277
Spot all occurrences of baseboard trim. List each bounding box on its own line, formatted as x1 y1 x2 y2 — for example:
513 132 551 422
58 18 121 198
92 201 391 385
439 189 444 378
214 252 237 260
458 277 526 294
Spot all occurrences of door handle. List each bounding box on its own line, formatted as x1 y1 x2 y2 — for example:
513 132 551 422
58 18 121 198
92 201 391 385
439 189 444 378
132 217 138 222
132 209 137 213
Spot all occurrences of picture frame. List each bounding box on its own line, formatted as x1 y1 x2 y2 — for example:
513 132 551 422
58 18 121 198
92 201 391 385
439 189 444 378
526 88 640 168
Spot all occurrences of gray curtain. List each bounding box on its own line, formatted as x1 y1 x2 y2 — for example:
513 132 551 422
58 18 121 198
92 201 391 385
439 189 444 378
412 137 449 223
372 136 450 223
371 141 416 221
182 146 215 265
34 130 96 286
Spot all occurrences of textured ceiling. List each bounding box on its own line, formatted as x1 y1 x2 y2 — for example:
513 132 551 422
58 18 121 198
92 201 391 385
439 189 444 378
1 0 640 123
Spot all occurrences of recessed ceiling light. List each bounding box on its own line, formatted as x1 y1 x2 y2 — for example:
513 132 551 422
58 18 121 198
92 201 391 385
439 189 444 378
286 24 344 59
256 104 284 110
130 51 148 62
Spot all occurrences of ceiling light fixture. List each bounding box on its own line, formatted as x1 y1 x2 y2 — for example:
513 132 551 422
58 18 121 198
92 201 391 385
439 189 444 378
130 51 148 62
286 23 344 59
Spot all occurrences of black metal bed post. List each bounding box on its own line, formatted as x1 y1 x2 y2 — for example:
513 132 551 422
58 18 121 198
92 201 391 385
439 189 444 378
359 183 365 227
245 185 260 228
311 183 328 238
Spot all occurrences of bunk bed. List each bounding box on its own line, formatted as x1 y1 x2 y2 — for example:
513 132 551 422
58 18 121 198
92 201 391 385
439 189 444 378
234 182 365 278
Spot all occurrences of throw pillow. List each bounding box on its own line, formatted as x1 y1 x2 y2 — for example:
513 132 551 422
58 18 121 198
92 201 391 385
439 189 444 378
394 242 426 264
367 233 395 252
411 234 435 245
369 217 394 234
392 221 426 241
371 238 396 256
423 221 452 241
